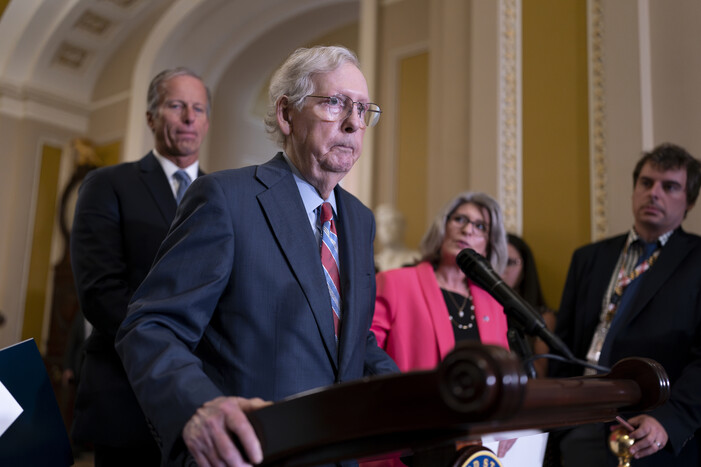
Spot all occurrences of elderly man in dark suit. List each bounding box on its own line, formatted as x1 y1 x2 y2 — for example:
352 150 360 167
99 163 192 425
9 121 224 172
550 143 701 466
70 67 210 466
116 45 398 466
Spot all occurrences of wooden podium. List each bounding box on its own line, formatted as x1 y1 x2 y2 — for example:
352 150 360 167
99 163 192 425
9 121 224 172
247 342 670 466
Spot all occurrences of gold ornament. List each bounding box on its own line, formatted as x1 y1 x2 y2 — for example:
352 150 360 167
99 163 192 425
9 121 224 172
609 427 635 467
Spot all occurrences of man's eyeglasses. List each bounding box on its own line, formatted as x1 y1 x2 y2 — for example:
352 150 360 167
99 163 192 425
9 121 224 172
305 94 382 128
448 214 489 237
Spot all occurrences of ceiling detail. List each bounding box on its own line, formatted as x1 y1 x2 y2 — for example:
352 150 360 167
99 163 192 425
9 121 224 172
54 42 89 70
73 9 112 36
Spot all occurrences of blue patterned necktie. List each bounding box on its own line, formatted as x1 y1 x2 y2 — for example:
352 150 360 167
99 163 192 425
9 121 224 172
173 170 191 205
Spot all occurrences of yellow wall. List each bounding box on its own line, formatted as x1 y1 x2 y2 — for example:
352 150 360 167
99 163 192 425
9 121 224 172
21 139 119 344
0 0 9 20
397 53 429 249
22 144 62 341
522 1 591 309
97 140 121 166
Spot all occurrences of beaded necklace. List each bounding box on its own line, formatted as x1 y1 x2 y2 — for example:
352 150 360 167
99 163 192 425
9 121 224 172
445 289 476 330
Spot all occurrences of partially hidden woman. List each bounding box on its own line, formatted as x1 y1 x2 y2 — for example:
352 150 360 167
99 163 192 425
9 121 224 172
503 233 556 378
371 191 510 372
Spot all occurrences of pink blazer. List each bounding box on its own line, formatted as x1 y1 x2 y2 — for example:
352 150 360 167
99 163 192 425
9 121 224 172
371 261 510 372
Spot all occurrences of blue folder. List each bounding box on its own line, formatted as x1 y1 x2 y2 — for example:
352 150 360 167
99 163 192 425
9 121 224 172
0 338 73 466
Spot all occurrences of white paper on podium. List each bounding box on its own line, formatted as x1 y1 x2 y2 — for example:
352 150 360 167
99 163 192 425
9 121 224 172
482 430 548 466
0 380 23 437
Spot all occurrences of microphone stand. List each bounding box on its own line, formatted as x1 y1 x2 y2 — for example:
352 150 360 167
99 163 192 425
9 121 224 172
505 314 537 379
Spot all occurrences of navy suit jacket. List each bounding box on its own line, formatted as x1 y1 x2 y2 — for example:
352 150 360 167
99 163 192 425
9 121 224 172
116 154 398 464
551 228 701 465
70 152 192 446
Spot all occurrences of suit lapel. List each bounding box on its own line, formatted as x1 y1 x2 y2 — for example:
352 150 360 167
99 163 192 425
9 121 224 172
256 155 339 370
581 237 626 336
138 152 177 223
416 262 455 359
335 188 370 375
620 230 691 328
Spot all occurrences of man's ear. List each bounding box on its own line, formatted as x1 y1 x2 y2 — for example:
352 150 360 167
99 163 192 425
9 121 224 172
276 96 292 136
146 111 155 132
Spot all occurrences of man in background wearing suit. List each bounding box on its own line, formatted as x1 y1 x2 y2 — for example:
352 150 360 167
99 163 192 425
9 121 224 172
550 143 701 466
70 67 210 466
116 45 398 466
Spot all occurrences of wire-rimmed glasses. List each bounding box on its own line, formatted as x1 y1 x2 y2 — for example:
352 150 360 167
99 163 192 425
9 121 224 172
305 94 382 128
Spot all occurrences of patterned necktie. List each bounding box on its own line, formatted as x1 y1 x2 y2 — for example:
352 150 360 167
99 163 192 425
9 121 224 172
605 241 659 324
320 202 341 339
173 170 191 205
597 241 659 367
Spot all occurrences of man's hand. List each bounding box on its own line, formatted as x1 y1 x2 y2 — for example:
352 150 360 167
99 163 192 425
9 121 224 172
612 414 668 459
183 396 272 466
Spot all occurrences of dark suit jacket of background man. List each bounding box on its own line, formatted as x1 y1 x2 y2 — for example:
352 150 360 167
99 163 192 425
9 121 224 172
70 152 202 449
116 153 399 464
550 228 701 466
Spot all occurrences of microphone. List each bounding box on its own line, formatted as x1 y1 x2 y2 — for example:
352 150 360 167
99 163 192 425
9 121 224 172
456 248 576 361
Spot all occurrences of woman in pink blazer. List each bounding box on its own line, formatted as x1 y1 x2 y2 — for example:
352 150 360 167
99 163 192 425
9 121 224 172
363 193 514 467
372 192 510 372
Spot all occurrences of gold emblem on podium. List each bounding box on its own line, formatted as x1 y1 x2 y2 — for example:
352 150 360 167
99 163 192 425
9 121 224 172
456 449 503 467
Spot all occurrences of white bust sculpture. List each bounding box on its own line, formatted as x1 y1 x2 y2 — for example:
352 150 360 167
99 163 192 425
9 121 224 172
374 204 420 272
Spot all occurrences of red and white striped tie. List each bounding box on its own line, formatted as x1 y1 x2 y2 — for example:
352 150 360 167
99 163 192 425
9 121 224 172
320 202 341 339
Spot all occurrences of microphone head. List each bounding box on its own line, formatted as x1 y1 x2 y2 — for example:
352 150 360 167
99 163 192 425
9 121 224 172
456 247 480 269
457 249 576 360
456 248 503 292
457 247 492 273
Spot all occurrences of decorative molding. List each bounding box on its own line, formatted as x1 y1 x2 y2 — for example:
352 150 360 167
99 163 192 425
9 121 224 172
105 0 144 9
637 0 653 150
498 0 522 235
53 42 90 70
588 0 608 240
74 10 113 36
90 90 131 111
0 83 89 133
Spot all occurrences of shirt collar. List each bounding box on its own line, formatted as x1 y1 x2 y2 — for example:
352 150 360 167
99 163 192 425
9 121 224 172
152 149 199 181
281 152 337 223
626 227 675 249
